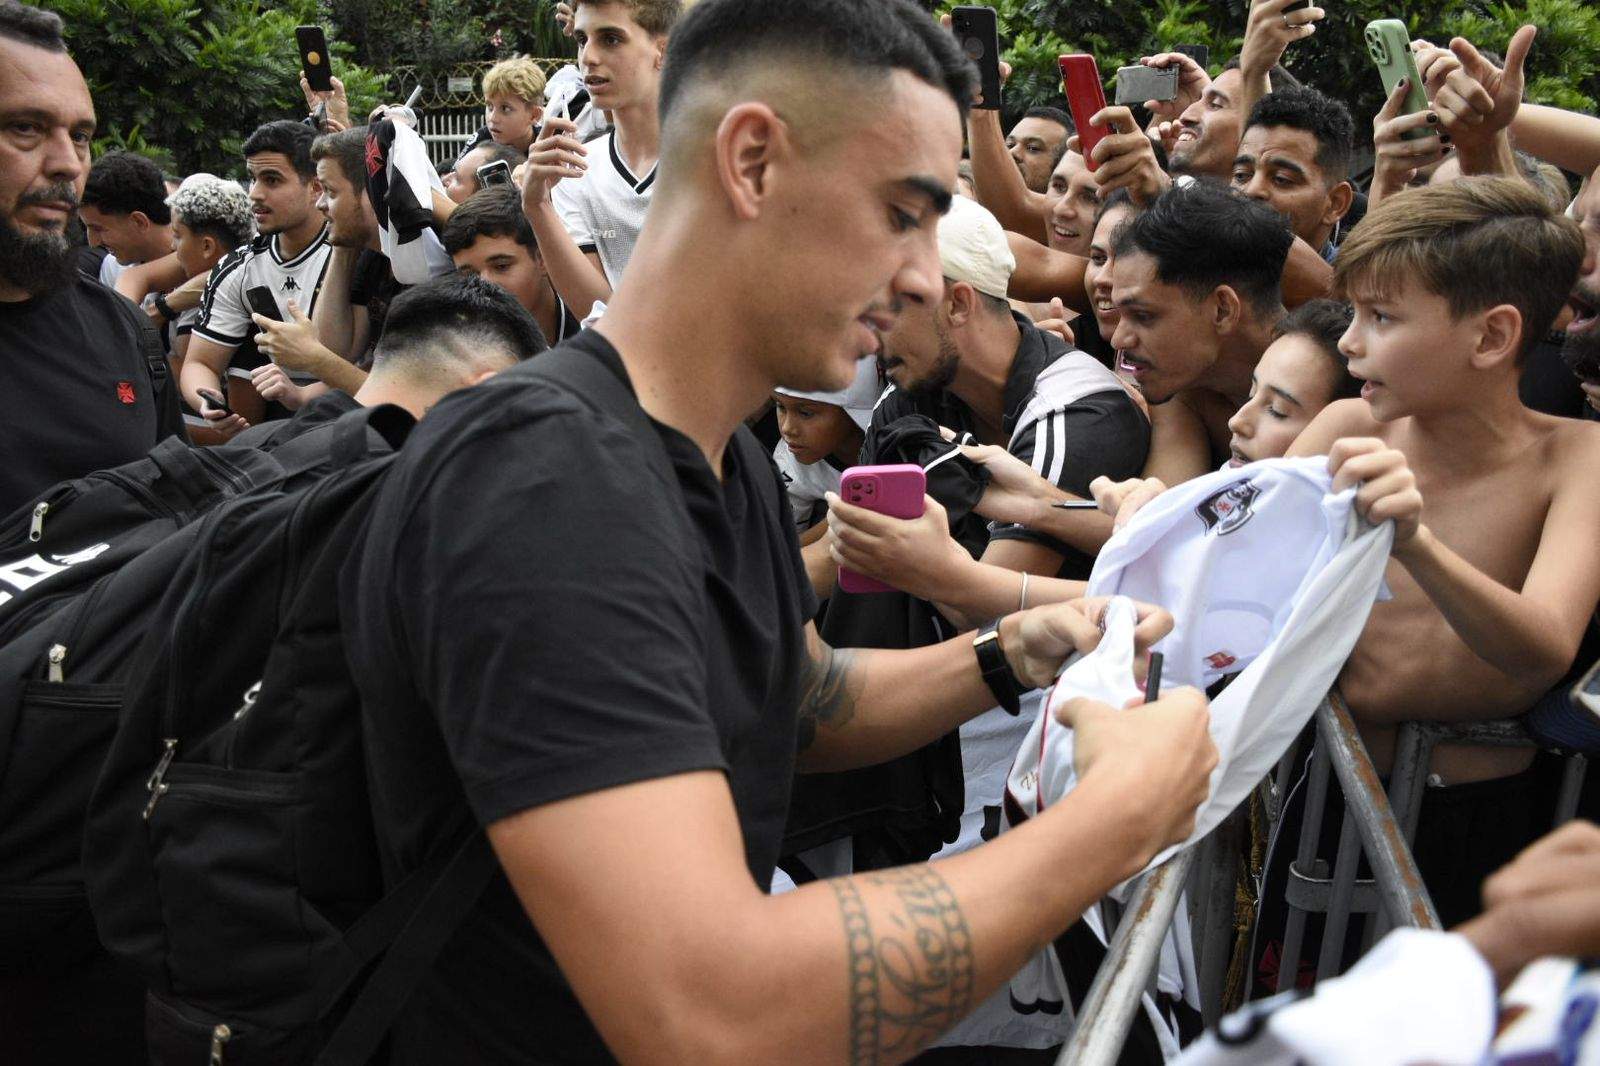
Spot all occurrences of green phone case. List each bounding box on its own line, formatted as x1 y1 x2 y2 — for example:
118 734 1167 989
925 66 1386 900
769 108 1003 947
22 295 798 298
1365 19 1432 141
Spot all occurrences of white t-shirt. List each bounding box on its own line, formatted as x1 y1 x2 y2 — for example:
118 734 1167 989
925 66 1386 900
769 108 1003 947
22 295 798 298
773 441 841 532
552 131 655 287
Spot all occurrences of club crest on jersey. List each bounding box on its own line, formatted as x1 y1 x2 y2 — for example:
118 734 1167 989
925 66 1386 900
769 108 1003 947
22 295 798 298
1205 650 1237 671
1196 479 1261 537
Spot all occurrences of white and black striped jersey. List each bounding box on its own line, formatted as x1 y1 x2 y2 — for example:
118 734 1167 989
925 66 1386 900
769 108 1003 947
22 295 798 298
193 226 331 369
551 131 655 288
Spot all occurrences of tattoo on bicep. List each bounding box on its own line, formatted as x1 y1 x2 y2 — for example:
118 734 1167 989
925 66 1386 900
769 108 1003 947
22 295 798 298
796 645 861 752
830 867 975 1065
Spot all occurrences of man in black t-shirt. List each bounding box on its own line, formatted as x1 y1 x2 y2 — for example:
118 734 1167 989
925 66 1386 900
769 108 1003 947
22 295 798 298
0 3 183 519
345 3 1217 1062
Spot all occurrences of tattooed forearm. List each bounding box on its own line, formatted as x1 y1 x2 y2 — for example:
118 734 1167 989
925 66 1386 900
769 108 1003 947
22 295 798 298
830 867 975 1065
796 643 861 752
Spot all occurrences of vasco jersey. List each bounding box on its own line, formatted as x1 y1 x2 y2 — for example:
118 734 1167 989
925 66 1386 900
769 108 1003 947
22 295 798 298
551 131 654 288
193 226 332 369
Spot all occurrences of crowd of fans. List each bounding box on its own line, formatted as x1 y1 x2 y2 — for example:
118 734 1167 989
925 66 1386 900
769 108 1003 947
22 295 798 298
3 0 1600 1061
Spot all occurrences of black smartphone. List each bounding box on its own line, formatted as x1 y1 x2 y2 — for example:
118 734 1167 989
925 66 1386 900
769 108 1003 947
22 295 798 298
951 6 1002 111
476 159 513 188
245 285 281 323
1173 43 1209 70
296 26 334 93
196 388 233 416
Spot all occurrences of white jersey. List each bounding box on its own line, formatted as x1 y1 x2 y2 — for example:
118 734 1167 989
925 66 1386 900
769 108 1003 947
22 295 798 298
1003 458 1395 1040
193 227 332 357
552 131 654 287
772 442 840 532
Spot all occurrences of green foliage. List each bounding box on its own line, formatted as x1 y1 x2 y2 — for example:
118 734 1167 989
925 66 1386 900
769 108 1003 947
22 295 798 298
43 0 387 178
324 0 573 67
925 0 1600 136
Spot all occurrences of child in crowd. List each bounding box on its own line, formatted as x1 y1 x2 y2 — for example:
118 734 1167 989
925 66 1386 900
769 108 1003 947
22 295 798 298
453 56 547 164
772 357 877 540
1227 298 1362 466
163 174 254 366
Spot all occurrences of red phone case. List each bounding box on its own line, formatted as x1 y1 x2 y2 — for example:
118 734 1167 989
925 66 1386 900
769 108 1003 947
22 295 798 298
1059 54 1109 171
837 464 927 595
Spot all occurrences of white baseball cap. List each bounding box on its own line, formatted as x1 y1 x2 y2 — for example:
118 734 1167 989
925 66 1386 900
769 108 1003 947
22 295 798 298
938 194 1015 300
774 356 881 431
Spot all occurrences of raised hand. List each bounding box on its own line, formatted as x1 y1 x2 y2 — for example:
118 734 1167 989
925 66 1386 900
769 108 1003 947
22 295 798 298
522 116 588 208
1368 75 1447 207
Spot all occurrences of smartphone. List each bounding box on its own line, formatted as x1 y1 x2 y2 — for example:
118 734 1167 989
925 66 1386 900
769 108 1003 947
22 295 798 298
951 6 1002 111
1059 54 1110 171
476 159 512 188
836 464 927 595
296 26 334 93
196 388 233 417
245 285 281 323
1574 657 1600 722
1365 19 1431 141
1114 65 1178 106
1173 43 1209 70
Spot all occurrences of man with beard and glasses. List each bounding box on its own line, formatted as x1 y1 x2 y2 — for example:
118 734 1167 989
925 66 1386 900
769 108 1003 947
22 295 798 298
0 0 183 519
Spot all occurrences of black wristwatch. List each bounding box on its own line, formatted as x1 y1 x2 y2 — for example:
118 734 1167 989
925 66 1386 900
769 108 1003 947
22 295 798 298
152 292 174 321
974 617 1027 715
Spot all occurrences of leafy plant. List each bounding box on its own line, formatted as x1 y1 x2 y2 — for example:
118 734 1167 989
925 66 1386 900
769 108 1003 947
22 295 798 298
44 0 387 177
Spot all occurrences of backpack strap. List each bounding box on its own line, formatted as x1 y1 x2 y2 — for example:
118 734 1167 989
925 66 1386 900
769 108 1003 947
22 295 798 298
315 348 690 1065
135 313 170 393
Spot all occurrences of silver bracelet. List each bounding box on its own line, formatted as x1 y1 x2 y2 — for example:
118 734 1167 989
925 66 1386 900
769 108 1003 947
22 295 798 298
1019 571 1030 611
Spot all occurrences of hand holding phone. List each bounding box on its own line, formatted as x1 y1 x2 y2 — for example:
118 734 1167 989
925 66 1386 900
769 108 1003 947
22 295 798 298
835 464 928 594
1114 65 1178 106
1365 19 1431 141
476 159 513 188
951 6 1002 111
244 285 282 324
1059 55 1110 171
296 26 334 94
196 388 233 416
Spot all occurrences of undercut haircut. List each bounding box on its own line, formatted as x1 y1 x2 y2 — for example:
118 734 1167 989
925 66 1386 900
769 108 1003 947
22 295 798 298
483 55 548 105
1273 298 1361 400
82 151 172 224
659 0 975 128
310 126 369 192
1112 180 1293 314
469 140 526 169
1334 176 1584 362
167 177 253 250
441 187 538 257
0 0 64 51
241 120 317 181
573 0 682 36
1222 56 1300 93
373 273 547 372
1245 85 1354 183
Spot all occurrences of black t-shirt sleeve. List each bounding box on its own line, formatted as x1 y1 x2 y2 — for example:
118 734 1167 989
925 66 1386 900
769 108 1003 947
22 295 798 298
381 399 728 827
988 389 1150 552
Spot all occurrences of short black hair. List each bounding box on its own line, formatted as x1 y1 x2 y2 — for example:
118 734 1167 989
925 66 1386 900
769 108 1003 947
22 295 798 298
1222 56 1300 93
241 120 317 181
1273 298 1361 400
0 0 65 51
1112 180 1293 314
81 151 172 224
659 0 975 124
1093 187 1138 228
441 187 538 257
375 273 547 369
1244 85 1354 182
466 140 526 169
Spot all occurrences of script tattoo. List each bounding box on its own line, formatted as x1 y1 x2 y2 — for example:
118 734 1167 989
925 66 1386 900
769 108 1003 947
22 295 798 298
796 644 860 752
830 867 975 1064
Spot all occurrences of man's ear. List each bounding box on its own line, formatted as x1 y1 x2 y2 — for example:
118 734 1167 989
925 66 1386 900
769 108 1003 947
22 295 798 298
714 102 791 222
1324 180 1355 227
200 235 222 262
1211 285 1245 335
945 280 979 329
654 33 668 70
1471 303 1524 371
129 210 151 231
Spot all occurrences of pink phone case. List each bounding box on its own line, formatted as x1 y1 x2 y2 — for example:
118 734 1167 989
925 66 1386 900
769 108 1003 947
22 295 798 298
837 464 927 595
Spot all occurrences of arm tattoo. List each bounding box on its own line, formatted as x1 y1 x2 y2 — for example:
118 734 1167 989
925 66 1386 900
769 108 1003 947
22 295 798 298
830 867 975 1065
796 644 861 753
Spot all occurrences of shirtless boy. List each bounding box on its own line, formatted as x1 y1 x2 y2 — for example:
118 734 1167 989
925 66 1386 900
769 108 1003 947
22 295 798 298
1289 177 1600 922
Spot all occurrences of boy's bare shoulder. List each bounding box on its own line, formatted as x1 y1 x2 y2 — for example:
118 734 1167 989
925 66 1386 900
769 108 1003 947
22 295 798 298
1547 413 1600 474
1287 398 1385 457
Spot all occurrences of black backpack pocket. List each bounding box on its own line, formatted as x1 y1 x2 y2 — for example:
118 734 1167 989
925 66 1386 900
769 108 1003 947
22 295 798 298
145 989 319 1066
145 764 339 1021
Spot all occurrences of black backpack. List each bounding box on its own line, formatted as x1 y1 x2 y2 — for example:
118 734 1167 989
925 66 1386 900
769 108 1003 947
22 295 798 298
82 349 677 1065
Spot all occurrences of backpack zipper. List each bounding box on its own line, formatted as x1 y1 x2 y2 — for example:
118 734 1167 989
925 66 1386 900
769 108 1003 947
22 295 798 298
143 738 177 820
224 681 262 769
28 502 48 542
88 468 177 520
46 644 65 683
209 1022 231 1064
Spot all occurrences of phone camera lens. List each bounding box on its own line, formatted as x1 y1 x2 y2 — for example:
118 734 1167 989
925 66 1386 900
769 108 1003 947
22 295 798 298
962 36 984 61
